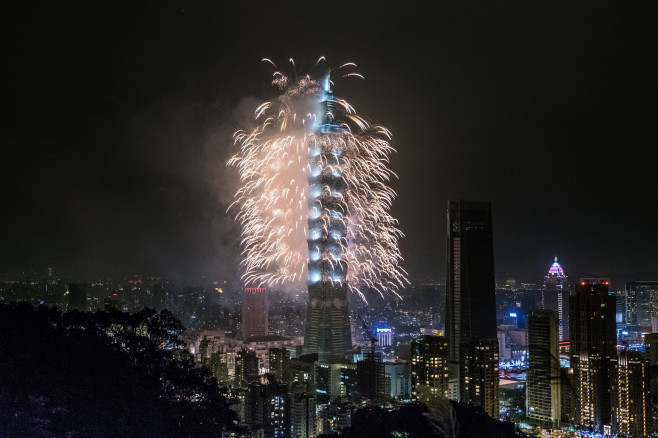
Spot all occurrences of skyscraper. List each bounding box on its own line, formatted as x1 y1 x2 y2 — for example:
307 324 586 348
411 335 449 400
208 353 229 386
624 281 658 335
542 257 570 341
445 200 498 416
303 74 352 359
315 361 357 401
290 390 317 438
242 287 268 339
461 339 499 417
526 309 561 425
235 349 260 386
570 280 616 432
356 352 387 402
611 351 652 437
269 347 290 382
231 67 405 363
244 375 289 437
643 334 658 416
385 362 412 399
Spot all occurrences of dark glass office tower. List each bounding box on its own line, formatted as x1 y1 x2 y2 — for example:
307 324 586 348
445 201 498 416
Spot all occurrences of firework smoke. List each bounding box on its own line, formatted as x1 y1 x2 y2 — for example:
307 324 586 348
227 58 408 299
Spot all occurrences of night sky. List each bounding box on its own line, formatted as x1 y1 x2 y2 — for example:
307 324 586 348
3 1 657 285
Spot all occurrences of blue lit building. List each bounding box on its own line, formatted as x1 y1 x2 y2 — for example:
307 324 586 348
375 327 393 346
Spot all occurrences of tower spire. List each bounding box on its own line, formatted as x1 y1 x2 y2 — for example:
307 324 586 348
317 70 337 129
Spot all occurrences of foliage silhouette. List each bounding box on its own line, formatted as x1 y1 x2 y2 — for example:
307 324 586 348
332 400 526 438
0 303 236 437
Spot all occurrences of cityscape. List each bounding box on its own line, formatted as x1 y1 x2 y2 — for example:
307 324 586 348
3 213 658 437
2 2 657 438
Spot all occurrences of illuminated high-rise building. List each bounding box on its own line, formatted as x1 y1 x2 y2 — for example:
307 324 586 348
542 257 570 341
208 353 229 386
445 200 498 416
318 399 353 435
624 281 658 334
411 335 449 400
375 327 393 347
570 280 616 432
242 287 268 339
231 64 406 361
235 349 260 386
385 362 411 399
643 334 658 413
290 391 317 438
356 352 386 402
645 333 658 367
269 347 290 382
245 375 289 437
526 309 561 425
303 74 352 359
461 339 499 417
611 351 652 437
315 361 356 401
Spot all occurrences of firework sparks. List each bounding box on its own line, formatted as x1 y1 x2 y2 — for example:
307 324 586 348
228 58 408 299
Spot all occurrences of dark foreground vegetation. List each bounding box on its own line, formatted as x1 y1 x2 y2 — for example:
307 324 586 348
0 303 236 437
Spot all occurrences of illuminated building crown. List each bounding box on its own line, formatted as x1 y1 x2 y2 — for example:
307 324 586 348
547 256 566 277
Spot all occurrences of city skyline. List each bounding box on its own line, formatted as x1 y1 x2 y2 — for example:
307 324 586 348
3 3 658 437
3 217 658 436
3 2 657 284
0 252 652 292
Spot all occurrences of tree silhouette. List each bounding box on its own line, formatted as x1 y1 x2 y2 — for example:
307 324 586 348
0 303 236 437
334 400 526 438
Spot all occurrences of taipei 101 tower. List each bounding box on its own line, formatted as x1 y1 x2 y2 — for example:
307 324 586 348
302 73 353 359
229 60 407 361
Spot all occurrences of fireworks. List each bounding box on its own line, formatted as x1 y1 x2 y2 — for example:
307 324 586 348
228 58 408 299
